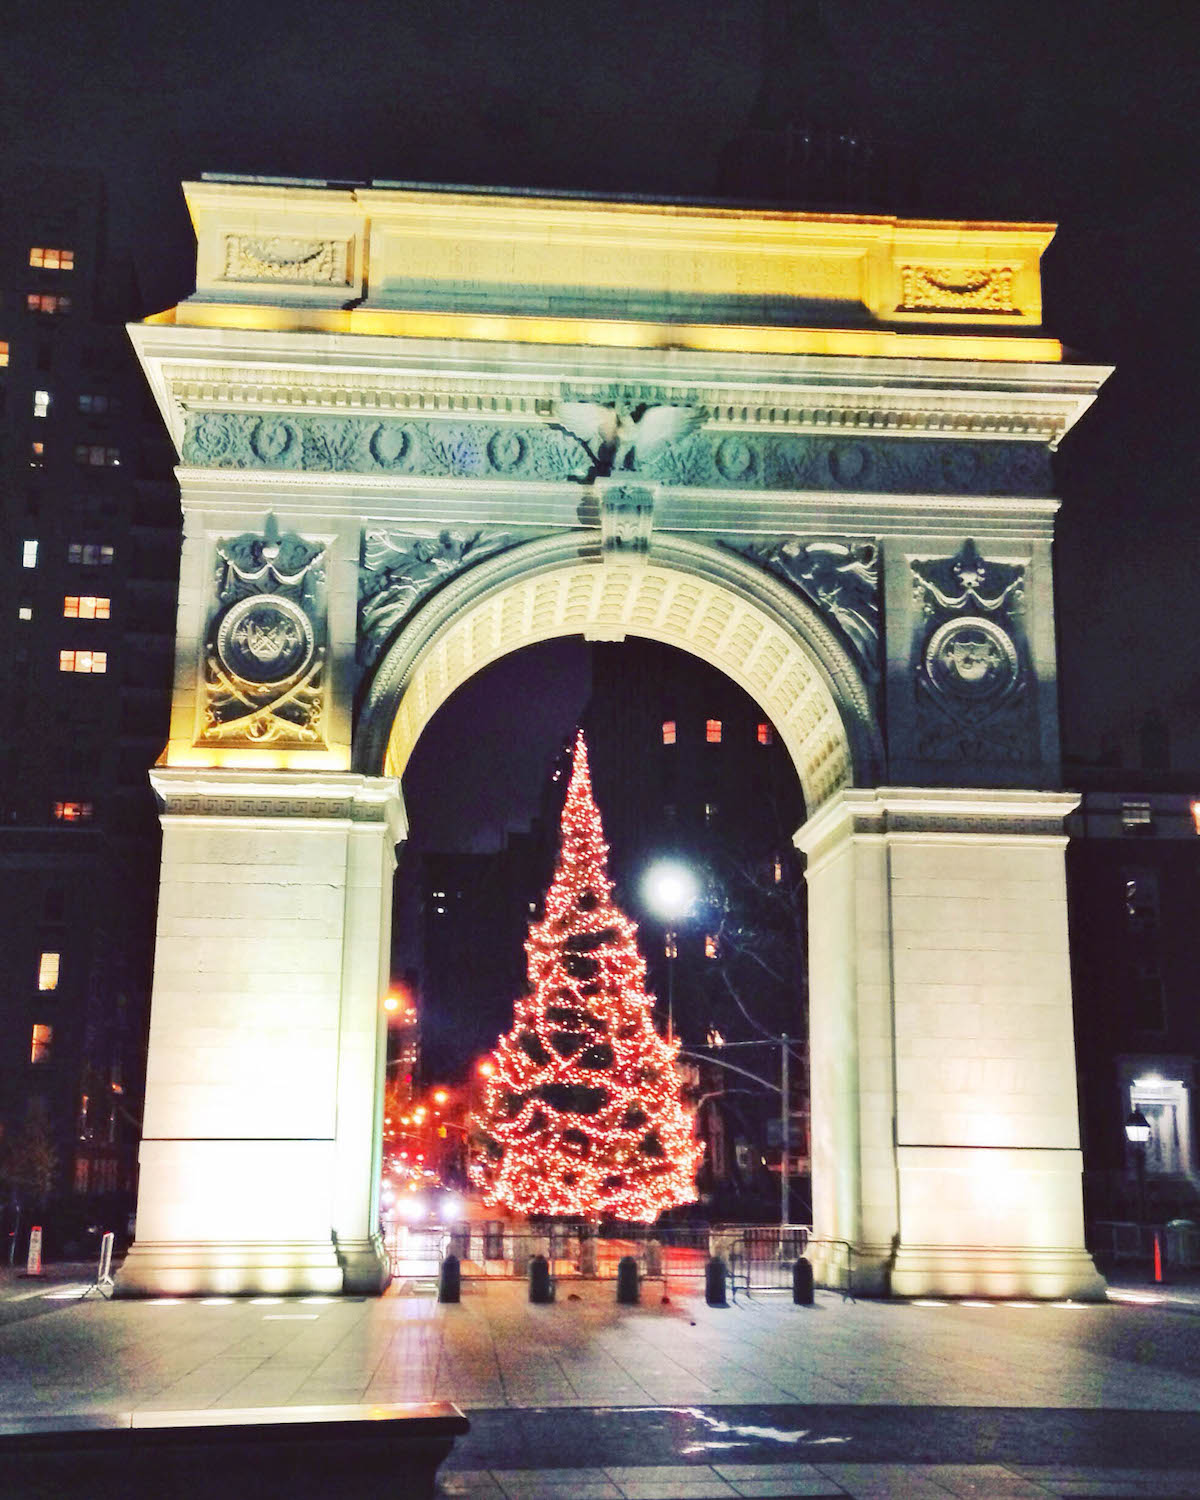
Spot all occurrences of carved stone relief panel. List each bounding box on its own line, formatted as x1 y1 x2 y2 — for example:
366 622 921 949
598 484 655 559
221 236 350 286
909 539 1031 763
200 517 328 747
724 537 880 681
357 527 514 667
899 265 1017 314
181 410 1052 498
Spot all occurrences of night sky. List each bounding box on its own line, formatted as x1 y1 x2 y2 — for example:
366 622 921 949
6 0 1198 832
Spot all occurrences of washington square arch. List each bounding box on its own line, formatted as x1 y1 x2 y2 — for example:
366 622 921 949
116 178 1111 1300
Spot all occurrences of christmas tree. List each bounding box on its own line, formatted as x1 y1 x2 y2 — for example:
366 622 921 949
469 730 702 1222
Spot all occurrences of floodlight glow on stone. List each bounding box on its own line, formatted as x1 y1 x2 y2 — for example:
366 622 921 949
468 729 703 1222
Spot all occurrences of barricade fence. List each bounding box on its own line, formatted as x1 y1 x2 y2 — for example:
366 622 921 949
397 1221 852 1294
1090 1218 1200 1270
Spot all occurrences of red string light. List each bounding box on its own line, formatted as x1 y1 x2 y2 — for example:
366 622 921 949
469 729 703 1222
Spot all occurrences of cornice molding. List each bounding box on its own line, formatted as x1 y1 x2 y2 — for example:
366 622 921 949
150 767 407 841
129 323 1111 457
796 785 1079 871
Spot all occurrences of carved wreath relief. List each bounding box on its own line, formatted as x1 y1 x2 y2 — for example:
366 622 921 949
899 265 1017 314
201 519 327 746
221 235 349 286
182 409 1051 498
911 539 1029 762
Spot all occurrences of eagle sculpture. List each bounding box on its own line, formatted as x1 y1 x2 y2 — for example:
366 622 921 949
552 402 703 477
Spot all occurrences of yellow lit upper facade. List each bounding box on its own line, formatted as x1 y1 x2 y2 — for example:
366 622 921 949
155 178 1062 363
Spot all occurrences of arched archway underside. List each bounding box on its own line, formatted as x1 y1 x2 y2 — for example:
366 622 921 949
355 534 880 815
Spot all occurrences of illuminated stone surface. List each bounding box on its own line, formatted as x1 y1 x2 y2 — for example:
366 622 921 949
122 180 1109 1296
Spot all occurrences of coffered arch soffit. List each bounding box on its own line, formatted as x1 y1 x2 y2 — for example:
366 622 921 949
356 533 879 815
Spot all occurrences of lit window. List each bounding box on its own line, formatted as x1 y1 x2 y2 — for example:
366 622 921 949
18 605 33 621
26 293 71 314
60 650 107 674
33 390 51 418
30 247 74 271
63 595 110 620
662 720 676 746
1121 800 1152 830
664 932 678 960
757 722 774 745
38 952 60 990
53 801 94 822
773 857 784 884
705 934 719 959
1192 801 1200 835
67 543 114 565
704 802 718 825
74 444 120 467
22 539 38 568
31 1024 54 1064
0 341 8 367
706 719 722 743
30 442 45 466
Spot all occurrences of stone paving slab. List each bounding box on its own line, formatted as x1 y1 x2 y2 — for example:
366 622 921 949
435 1467 1200 1499
3 1279 1200 1496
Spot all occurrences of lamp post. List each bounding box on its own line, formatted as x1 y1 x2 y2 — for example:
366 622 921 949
1125 1107 1151 1223
643 861 699 1041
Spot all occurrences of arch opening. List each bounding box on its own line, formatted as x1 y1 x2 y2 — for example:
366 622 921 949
356 535 878 817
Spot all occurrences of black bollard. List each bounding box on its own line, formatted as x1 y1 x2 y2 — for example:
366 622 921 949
616 1255 640 1305
792 1256 814 1305
438 1253 461 1304
705 1256 727 1307
529 1253 554 1303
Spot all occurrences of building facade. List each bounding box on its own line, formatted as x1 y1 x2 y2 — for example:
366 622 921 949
0 166 178 1248
1067 785 1200 1228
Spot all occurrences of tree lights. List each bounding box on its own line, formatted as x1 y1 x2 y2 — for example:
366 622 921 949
469 730 703 1222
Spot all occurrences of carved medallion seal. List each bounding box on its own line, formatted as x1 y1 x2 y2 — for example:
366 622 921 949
250 418 299 466
216 594 315 686
925 616 1018 702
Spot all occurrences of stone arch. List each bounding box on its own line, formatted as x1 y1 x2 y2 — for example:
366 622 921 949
355 533 880 814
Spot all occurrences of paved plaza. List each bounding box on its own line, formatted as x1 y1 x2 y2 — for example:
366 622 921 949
3 1267 1200 1496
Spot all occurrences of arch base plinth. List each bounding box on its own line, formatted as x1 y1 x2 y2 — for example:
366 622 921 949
114 1240 345 1298
887 1245 1107 1302
335 1233 391 1294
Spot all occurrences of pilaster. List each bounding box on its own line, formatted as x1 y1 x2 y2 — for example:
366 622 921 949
797 787 1106 1299
116 768 404 1297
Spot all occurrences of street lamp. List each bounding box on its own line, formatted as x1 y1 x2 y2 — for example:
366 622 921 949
1125 1107 1151 1223
643 861 699 1040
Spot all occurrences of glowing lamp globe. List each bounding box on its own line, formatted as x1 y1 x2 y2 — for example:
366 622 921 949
643 862 699 920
